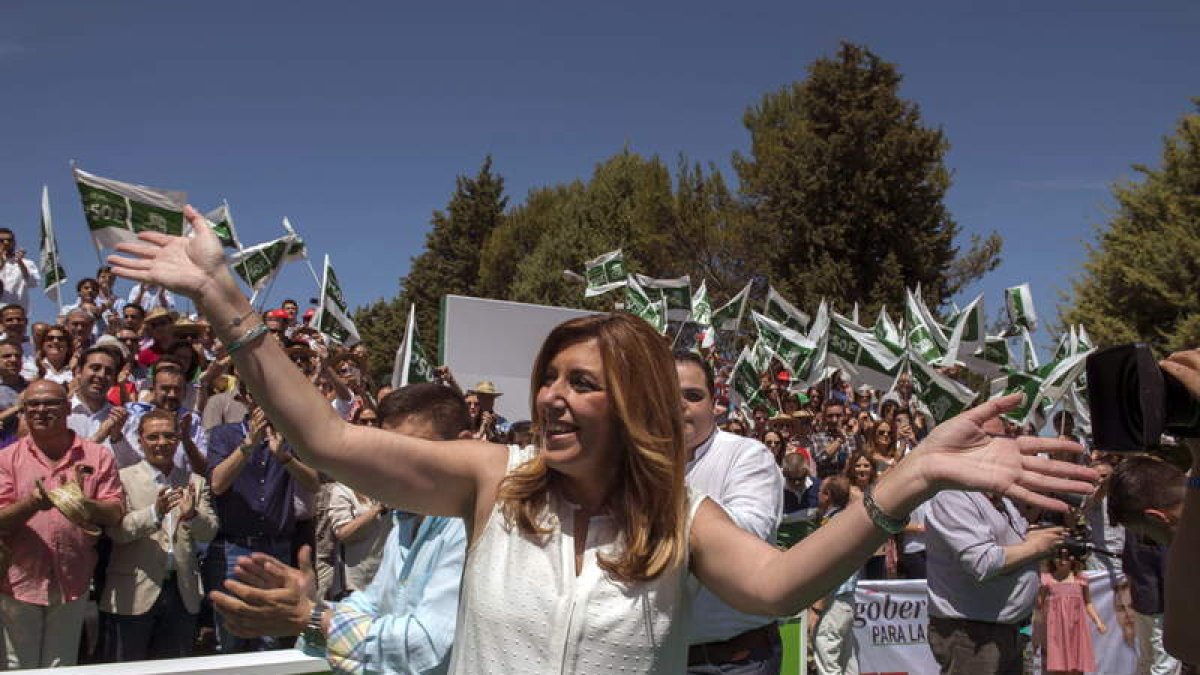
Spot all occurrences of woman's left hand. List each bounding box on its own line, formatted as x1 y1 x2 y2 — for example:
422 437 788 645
906 393 1097 512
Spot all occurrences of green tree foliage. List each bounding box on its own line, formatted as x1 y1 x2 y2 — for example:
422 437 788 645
478 150 749 308
354 156 507 383
1062 102 1200 355
401 155 507 350
352 296 409 386
733 41 1000 317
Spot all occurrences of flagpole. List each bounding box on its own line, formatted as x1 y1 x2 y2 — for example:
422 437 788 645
304 259 322 292
400 304 415 388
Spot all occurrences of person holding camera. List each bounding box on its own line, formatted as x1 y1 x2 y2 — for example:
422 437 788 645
924 411 1069 674
1105 347 1200 667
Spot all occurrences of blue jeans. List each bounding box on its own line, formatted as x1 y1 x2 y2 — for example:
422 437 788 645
203 537 293 654
102 576 197 661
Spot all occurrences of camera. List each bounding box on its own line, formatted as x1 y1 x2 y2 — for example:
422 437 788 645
1087 343 1200 453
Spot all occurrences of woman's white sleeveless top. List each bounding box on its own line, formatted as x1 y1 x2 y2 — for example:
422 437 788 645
448 445 705 674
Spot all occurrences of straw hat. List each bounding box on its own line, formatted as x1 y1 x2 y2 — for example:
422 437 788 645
468 381 502 397
37 476 100 537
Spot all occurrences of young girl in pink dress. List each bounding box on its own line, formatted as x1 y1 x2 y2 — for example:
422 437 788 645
1035 548 1107 674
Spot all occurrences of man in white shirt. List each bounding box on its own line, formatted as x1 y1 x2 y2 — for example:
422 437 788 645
65 346 131 453
675 351 784 674
127 283 175 313
0 229 39 313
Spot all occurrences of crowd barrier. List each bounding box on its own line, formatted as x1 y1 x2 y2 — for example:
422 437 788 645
7 651 329 675
848 573 1136 675
23 573 1137 675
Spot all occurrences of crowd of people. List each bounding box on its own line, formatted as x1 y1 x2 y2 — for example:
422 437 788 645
0 208 1189 675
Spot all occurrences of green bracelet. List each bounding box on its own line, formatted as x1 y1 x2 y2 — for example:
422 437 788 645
226 322 269 355
863 484 910 534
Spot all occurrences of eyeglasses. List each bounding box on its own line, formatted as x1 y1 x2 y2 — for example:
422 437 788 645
119 337 139 344
44 334 68 343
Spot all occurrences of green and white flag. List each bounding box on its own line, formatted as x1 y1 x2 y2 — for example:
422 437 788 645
1005 283 1038 333
583 249 626 298
314 255 361 345
230 235 293 292
873 306 904 357
763 286 810 334
974 335 1012 372
393 303 437 388
690 279 712 326
1076 325 1094 353
1025 328 1043 371
624 276 668 334
731 347 766 406
750 311 818 376
281 217 308 262
74 167 186 250
634 274 692 322
204 202 242 250
710 281 752 332
906 351 976 423
993 349 1092 426
941 295 985 368
825 313 904 391
905 286 948 364
39 186 68 306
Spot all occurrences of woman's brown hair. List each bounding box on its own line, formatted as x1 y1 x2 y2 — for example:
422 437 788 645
497 313 688 582
37 325 74 376
842 450 879 488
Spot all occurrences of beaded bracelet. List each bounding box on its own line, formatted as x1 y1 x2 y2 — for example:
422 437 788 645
226 322 269 355
863 484 910 534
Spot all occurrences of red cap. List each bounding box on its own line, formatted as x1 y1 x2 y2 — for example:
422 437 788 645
266 309 290 320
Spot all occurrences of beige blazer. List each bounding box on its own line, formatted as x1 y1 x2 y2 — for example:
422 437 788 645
100 461 218 616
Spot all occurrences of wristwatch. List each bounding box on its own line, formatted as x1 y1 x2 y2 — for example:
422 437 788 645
301 600 329 648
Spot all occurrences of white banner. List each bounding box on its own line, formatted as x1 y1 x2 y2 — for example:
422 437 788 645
852 573 1136 675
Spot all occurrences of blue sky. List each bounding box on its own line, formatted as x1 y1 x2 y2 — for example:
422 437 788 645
1 2 1197 354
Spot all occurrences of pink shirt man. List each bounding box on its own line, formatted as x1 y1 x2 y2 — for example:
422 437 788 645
0 434 124 604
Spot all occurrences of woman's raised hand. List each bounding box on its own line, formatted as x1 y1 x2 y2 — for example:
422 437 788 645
107 206 228 302
907 393 1098 512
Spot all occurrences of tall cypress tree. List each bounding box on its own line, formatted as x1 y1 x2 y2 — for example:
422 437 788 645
733 42 1000 316
1062 102 1200 354
398 155 508 356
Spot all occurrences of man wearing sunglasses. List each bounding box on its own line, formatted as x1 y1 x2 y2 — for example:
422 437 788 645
0 228 39 313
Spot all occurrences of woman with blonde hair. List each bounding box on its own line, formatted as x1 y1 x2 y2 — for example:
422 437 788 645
110 208 1096 673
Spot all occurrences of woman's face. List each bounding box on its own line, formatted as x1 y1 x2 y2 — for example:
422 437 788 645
535 339 616 475
763 432 783 455
875 423 892 447
43 330 69 359
852 456 873 485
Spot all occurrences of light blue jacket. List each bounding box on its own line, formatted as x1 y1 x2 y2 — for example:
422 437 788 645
303 512 467 675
